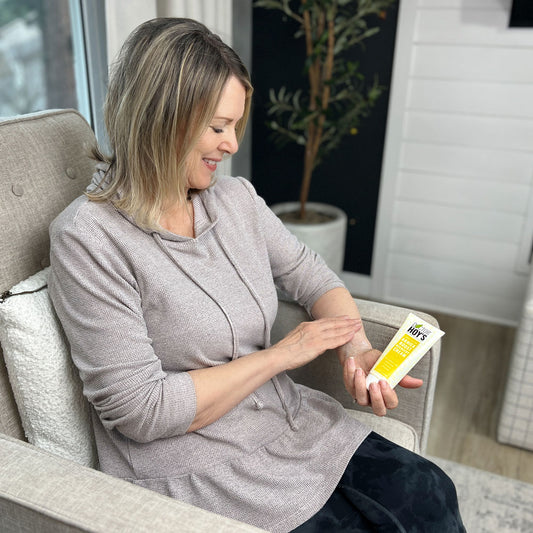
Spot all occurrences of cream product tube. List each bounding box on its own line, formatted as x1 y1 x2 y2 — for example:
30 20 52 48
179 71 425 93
366 313 444 389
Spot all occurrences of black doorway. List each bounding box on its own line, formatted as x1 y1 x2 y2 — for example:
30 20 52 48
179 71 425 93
250 2 399 275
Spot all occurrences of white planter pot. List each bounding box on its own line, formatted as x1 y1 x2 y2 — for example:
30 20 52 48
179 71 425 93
271 202 347 274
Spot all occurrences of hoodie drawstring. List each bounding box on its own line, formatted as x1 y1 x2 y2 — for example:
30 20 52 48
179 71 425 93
214 232 299 431
153 233 268 411
152 230 298 429
152 233 239 359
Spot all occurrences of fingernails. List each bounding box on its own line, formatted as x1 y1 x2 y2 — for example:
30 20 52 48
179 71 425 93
379 380 390 390
356 368 364 378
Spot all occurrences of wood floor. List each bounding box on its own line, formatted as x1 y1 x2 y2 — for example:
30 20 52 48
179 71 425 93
425 311 533 484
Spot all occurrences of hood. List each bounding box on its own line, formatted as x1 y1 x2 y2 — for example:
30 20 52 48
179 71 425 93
87 162 113 194
87 162 218 242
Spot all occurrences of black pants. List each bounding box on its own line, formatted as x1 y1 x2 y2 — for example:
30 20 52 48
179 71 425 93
292 432 466 532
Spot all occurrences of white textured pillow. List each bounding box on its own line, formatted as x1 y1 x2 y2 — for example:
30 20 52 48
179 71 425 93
0 267 96 467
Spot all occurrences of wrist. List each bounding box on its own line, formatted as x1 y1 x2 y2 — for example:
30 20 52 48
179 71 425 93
264 345 291 374
340 337 373 361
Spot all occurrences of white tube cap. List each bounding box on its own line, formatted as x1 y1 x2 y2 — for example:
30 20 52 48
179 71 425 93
365 374 380 390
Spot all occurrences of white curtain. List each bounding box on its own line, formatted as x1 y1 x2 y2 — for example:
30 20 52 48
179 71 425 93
157 0 232 44
106 0 232 63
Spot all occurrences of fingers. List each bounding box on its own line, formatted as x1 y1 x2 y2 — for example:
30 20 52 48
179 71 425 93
368 380 398 416
344 357 368 406
344 357 399 417
398 375 424 389
316 316 362 346
344 360 368 406
313 316 362 334
295 317 361 349
276 317 362 370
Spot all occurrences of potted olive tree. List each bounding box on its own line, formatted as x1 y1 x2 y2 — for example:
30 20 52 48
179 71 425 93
254 0 395 272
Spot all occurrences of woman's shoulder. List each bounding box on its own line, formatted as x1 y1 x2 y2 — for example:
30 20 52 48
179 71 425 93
211 175 255 196
208 175 260 211
50 194 122 243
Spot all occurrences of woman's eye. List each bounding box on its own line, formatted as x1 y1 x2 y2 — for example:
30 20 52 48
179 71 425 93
211 126 224 134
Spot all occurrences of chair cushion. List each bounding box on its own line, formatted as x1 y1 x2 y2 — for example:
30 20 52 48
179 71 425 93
345 409 420 453
0 267 418 467
0 268 96 466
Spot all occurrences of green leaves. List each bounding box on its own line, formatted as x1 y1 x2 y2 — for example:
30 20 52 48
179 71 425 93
264 52 386 166
254 0 302 23
266 87 309 147
255 0 397 203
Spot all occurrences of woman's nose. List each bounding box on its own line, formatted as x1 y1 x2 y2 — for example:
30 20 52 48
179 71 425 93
220 129 239 155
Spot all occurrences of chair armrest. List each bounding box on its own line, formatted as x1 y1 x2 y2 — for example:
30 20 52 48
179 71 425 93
272 297 441 454
0 433 266 533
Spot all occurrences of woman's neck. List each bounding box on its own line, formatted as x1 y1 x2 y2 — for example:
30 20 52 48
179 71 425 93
159 197 195 237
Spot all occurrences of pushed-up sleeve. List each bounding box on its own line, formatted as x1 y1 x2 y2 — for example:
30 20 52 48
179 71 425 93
49 208 197 443
238 178 345 314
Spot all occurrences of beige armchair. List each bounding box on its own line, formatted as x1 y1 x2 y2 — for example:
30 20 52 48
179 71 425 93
0 109 441 532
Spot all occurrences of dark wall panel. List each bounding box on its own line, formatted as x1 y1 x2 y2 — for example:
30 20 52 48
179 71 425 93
251 3 399 275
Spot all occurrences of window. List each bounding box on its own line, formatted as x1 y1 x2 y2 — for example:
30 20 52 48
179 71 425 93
0 0 79 116
0 0 107 143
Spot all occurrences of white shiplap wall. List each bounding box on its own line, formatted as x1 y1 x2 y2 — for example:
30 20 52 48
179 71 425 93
371 0 533 325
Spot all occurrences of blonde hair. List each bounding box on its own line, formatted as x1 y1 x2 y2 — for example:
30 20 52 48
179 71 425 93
89 18 253 229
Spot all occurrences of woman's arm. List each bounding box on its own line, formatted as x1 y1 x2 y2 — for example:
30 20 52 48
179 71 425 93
187 315 361 431
311 287 423 416
240 182 419 416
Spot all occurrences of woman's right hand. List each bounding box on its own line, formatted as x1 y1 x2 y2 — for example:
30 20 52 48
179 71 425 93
269 317 362 371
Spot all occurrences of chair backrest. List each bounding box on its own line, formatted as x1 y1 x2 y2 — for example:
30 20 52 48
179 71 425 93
0 109 96 439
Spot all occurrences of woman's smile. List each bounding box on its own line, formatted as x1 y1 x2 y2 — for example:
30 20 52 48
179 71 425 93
202 158 220 173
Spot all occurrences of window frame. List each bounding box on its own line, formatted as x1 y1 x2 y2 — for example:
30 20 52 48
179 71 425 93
72 0 108 147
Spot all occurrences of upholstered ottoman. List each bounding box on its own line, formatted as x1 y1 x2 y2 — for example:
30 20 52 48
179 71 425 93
498 277 533 451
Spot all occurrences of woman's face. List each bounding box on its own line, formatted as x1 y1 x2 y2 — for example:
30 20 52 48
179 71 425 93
185 76 246 191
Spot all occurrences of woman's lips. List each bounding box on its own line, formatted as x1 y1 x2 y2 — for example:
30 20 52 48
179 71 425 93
203 158 219 172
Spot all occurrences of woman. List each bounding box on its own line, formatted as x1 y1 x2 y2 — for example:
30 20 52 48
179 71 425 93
49 18 464 533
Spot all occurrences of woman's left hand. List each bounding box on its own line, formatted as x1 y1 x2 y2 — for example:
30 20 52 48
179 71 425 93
343 348 423 417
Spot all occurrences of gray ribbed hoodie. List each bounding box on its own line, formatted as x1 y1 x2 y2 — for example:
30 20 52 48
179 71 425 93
49 175 370 532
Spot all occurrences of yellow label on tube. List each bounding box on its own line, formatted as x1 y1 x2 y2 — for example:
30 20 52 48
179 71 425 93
366 313 445 389
374 334 420 378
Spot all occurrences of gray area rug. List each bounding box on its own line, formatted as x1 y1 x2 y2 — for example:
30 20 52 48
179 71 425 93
430 456 533 532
